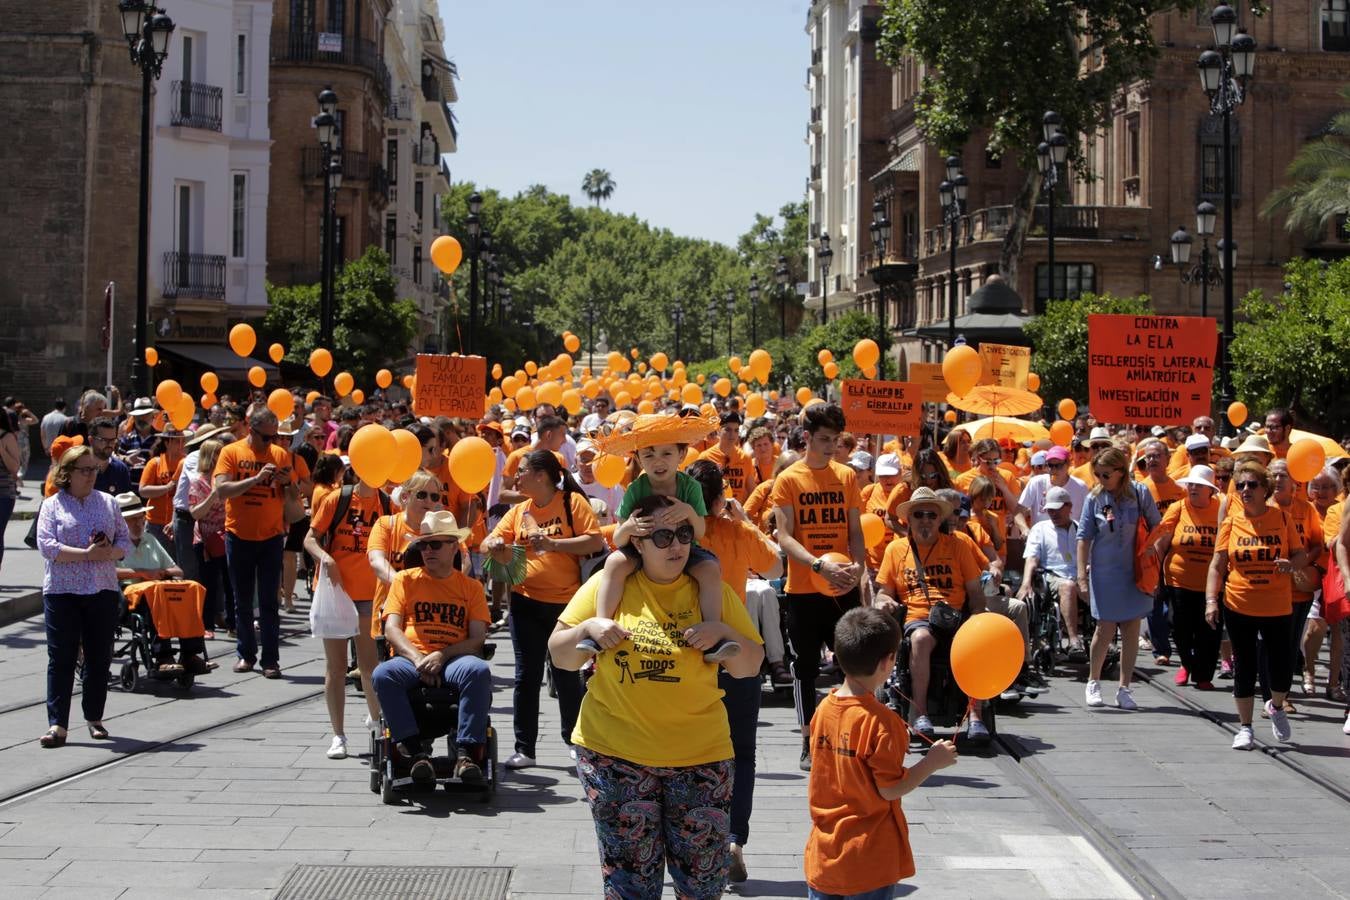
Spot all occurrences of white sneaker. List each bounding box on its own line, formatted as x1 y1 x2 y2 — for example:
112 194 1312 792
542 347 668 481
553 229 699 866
326 735 348 759
1085 680 1104 707
1115 686 1138 711
1231 725 1254 750
1265 699 1292 743
1343 712 1350 736
364 714 378 733
569 746 578 761
504 751 536 770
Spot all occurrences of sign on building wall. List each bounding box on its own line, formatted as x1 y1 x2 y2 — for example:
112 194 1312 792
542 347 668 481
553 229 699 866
317 33 343 53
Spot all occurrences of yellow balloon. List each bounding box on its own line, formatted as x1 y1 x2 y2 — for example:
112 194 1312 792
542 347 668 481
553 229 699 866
349 424 396 488
229 323 256 357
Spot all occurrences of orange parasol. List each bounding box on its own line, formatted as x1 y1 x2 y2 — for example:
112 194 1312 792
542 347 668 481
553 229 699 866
953 416 1049 443
946 385 1043 418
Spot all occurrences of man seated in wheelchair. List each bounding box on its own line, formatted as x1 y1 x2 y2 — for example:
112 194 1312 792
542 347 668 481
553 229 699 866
1015 485 1085 661
873 488 986 741
372 511 491 786
113 492 209 675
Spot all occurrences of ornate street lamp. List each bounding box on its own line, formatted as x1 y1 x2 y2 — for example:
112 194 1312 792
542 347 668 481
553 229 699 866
465 191 483 354
747 275 760 348
938 155 968 348
705 298 718 359
774 255 790 341
313 86 341 349
672 300 685 363
1198 3 1255 434
867 198 893 379
1036 112 1070 314
816 233 833 325
1169 201 1223 319
724 287 735 357
119 0 175 397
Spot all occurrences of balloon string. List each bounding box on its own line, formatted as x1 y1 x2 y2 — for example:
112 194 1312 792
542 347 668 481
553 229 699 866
887 688 979 747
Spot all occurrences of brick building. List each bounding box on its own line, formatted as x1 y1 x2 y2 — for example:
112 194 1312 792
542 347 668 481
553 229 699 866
0 2 144 403
266 0 392 289
808 1 1350 375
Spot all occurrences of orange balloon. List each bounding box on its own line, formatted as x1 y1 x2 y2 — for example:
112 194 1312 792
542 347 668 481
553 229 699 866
700 402 717 417
448 436 495 493
169 393 195 431
402 374 415 390
200 372 219 394
351 389 365 406
501 375 521 398
738 366 753 383
201 392 218 409
268 342 285 364
713 378 732 398
823 361 840 380
796 387 812 406
376 368 393 389
1027 372 1041 392
1227 401 1248 428
564 333 581 353
536 381 563 408
430 235 464 274
863 366 878 379
562 388 583 415
1049 420 1074 448
613 390 632 409
951 612 1025 700
310 348 333 378
388 428 423 484
516 385 537 411
593 453 626 489
333 372 354 397
155 379 182 411
267 388 294 421
248 366 266 388
696 373 706 386
306 390 319 406
349 424 396 487
860 513 885 548
944 410 958 423
745 393 766 418
817 349 833 366
491 363 503 381
630 348 640 359
729 355 743 373
749 349 772 382
853 339 880 369
488 386 504 404
637 399 655 414
1057 398 1077 420
811 551 854 595
144 347 158 367
942 345 982 397
649 352 669 372
525 361 539 376
1287 438 1326 483
681 383 703 405
229 323 256 357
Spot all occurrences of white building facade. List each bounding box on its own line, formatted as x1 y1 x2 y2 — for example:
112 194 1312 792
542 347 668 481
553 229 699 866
149 0 272 343
384 0 456 353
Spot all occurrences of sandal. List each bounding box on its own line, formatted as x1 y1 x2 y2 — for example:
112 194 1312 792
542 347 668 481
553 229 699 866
1303 675 1316 695
1154 656 1170 666
87 722 110 740
39 727 66 749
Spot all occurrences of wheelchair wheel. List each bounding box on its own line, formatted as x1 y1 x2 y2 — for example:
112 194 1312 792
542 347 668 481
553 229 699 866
175 671 194 690
368 731 384 794
381 773 398 806
120 662 139 693
482 724 498 801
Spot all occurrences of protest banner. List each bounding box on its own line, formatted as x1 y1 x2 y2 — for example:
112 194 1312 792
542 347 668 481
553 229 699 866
978 342 1032 389
841 379 923 438
908 362 950 404
1087 315 1216 425
414 354 487 418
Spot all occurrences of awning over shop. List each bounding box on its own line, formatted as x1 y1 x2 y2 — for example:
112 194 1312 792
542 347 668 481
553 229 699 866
156 342 280 380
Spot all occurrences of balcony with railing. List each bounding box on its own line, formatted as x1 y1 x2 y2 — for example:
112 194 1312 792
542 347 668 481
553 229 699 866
162 251 226 300
920 204 1146 257
386 89 414 121
809 162 821 185
371 164 389 203
271 32 390 98
810 47 823 69
170 80 222 131
809 105 822 131
301 147 372 181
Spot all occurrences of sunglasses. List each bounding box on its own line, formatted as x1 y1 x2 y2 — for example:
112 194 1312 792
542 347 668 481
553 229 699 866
1235 481 1261 492
648 524 695 548
1093 470 1119 480
1048 461 1066 469
981 456 1002 465
919 471 941 481
419 538 458 551
412 490 444 502
910 510 940 521
251 428 277 440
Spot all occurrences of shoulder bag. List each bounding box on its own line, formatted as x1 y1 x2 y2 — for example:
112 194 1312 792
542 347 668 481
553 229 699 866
910 535 961 634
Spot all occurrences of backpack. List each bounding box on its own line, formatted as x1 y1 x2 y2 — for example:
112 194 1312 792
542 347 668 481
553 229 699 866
322 484 392 551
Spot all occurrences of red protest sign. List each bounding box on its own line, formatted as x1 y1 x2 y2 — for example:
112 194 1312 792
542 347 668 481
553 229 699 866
414 354 487 419
1087 315 1216 425
840 379 923 437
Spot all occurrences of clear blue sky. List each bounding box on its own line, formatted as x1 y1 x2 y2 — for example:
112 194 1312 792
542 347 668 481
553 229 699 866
437 0 812 247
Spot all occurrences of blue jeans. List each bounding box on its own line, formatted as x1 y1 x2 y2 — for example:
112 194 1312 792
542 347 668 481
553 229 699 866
45 590 120 728
372 654 491 747
1147 591 1172 659
809 886 896 900
172 509 199 583
719 669 760 847
225 533 284 668
0 494 15 568
509 592 583 757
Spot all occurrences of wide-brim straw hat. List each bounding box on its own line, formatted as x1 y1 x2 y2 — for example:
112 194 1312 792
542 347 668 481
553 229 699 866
409 510 471 544
596 412 720 457
895 486 955 521
1233 434 1273 457
185 424 227 449
1176 465 1219 493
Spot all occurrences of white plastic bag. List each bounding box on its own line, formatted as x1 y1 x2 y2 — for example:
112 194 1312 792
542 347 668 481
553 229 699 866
310 564 358 639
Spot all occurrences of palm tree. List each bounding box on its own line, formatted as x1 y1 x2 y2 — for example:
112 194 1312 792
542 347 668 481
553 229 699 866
581 169 617 207
1264 87 1350 239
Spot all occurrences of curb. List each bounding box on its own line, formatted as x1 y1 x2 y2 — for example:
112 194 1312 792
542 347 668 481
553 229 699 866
0 591 43 628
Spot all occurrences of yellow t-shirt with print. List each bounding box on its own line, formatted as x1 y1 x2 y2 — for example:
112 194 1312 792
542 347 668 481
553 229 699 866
560 571 763 768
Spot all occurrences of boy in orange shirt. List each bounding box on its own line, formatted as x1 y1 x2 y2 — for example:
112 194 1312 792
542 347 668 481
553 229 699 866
806 607 957 900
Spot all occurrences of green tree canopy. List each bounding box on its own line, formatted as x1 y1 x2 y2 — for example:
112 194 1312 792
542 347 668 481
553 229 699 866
1020 292 1151 409
261 247 418 386
1230 257 1350 435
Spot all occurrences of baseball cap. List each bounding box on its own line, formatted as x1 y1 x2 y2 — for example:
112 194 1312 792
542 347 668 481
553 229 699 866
875 452 901 477
1185 433 1211 453
576 438 598 458
510 426 530 440
848 451 874 473
1044 486 1073 510
1151 426 1166 437
1046 446 1070 463
1030 450 1048 467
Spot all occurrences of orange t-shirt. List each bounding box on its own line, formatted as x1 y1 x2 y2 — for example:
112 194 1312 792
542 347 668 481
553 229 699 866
861 481 895 572
310 488 387 601
311 481 339 513
1145 474 1185 517
884 480 914 522
367 511 417 637
213 439 295 541
876 533 982 624
698 444 758 505
382 567 490 655
743 479 776 534
123 580 205 639
959 519 995 566
1323 500 1343 548
1217 505 1301 617
501 446 531 481
490 490 600 603
1280 497 1324 601
805 691 916 895
1072 462 1097 490
700 514 779 603
1159 499 1220 592
138 454 180 526
769 460 863 594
